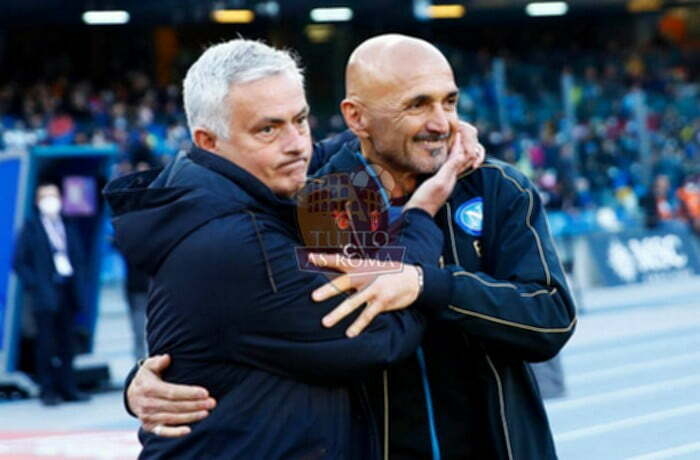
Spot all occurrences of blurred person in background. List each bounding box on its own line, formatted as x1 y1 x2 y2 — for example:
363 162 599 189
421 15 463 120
121 160 153 361
12 181 91 406
641 173 681 230
677 175 700 235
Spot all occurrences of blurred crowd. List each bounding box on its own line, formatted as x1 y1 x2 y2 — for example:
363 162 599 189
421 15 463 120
453 44 700 234
1 45 699 234
0 72 191 169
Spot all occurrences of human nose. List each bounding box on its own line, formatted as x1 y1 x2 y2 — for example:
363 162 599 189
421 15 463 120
425 104 450 134
282 124 309 154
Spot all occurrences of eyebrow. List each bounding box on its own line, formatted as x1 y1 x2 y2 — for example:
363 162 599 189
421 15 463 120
404 91 459 107
256 106 310 125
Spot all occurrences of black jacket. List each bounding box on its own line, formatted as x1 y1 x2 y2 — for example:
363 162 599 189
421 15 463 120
12 213 88 312
104 146 442 459
315 143 577 460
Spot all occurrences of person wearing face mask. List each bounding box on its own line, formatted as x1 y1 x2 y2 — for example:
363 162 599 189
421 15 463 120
12 181 91 406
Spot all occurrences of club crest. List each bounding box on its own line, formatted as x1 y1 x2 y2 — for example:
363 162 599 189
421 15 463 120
455 197 483 236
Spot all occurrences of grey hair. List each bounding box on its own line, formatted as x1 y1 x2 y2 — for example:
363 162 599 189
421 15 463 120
183 39 304 139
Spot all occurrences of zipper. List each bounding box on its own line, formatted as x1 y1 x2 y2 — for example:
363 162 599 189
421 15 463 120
416 347 442 460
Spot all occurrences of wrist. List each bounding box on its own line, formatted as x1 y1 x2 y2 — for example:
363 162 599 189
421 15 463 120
414 265 424 300
414 265 451 313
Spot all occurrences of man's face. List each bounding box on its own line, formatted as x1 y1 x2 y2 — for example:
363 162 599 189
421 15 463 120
215 73 312 197
363 65 459 175
36 184 60 204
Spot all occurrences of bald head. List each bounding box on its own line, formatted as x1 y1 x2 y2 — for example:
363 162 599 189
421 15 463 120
346 34 453 103
340 34 460 179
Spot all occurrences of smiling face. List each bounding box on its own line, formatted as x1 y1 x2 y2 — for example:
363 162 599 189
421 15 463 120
196 72 313 197
343 35 460 176
363 67 459 175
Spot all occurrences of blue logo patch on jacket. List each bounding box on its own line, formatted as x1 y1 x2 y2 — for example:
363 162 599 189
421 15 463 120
455 197 483 236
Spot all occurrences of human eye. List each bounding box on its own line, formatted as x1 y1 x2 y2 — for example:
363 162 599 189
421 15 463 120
258 125 278 136
445 96 458 109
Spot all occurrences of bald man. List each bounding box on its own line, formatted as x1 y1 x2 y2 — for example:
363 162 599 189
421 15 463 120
126 35 576 459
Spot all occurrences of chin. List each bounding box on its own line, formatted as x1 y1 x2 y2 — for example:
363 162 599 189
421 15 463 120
276 177 307 197
413 152 446 174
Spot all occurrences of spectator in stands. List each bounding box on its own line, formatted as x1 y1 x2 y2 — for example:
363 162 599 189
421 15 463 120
677 175 700 234
641 174 680 229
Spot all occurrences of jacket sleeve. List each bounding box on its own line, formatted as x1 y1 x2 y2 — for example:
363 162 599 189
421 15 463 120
386 208 444 267
159 211 425 384
417 173 577 362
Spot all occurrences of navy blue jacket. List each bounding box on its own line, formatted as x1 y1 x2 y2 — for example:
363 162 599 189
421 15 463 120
314 141 577 460
104 145 442 459
12 213 88 312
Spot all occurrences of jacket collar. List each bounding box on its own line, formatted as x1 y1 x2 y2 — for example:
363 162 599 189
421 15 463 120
188 147 297 211
313 139 365 177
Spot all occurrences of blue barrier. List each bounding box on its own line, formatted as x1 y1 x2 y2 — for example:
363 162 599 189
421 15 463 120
0 153 29 373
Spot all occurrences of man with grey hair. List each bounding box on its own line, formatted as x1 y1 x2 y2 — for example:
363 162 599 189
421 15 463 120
105 38 480 458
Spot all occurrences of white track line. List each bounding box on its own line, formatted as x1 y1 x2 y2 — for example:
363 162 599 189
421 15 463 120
554 403 700 443
546 374 700 412
626 441 700 460
567 351 700 385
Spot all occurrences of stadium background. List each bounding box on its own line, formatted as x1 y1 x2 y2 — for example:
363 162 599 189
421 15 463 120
0 1 699 459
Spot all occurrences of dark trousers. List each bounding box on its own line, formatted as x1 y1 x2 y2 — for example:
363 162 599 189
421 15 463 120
33 283 79 397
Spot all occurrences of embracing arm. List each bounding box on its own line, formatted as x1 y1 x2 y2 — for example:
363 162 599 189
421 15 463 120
162 211 425 382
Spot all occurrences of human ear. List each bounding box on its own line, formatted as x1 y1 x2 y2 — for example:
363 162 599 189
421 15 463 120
340 99 370 139
193 128 217 151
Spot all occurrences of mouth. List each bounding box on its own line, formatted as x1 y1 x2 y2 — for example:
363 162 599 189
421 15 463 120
415 139 448 156
278 157 308 172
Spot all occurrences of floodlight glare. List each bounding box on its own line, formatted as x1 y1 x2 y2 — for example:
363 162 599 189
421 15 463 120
525 2 569 17
82 10 130 25
428 4 466 19
310 7 353 22
212 9 255 23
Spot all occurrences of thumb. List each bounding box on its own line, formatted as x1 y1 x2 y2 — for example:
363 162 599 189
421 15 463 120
434 132 463 179
144 354 171 374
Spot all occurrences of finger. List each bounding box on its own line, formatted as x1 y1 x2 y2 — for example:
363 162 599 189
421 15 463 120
440 133 464 175
142 354 171 374
140 397 217 414
462 142 480 169
143 380 211 402
142 410 210 426
322 289 372 328
308 253 354 273
347 301 384 337
143 424 192 438
312 274 355 301
459 121 478 139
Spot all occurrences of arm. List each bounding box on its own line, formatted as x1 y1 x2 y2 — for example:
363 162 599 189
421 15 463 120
419 172 577 362
315 169 576 362
124 355 216 437
159 211 425 383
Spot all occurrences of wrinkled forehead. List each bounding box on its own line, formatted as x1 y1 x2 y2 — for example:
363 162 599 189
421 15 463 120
228 73 309 124
367 46 456 102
